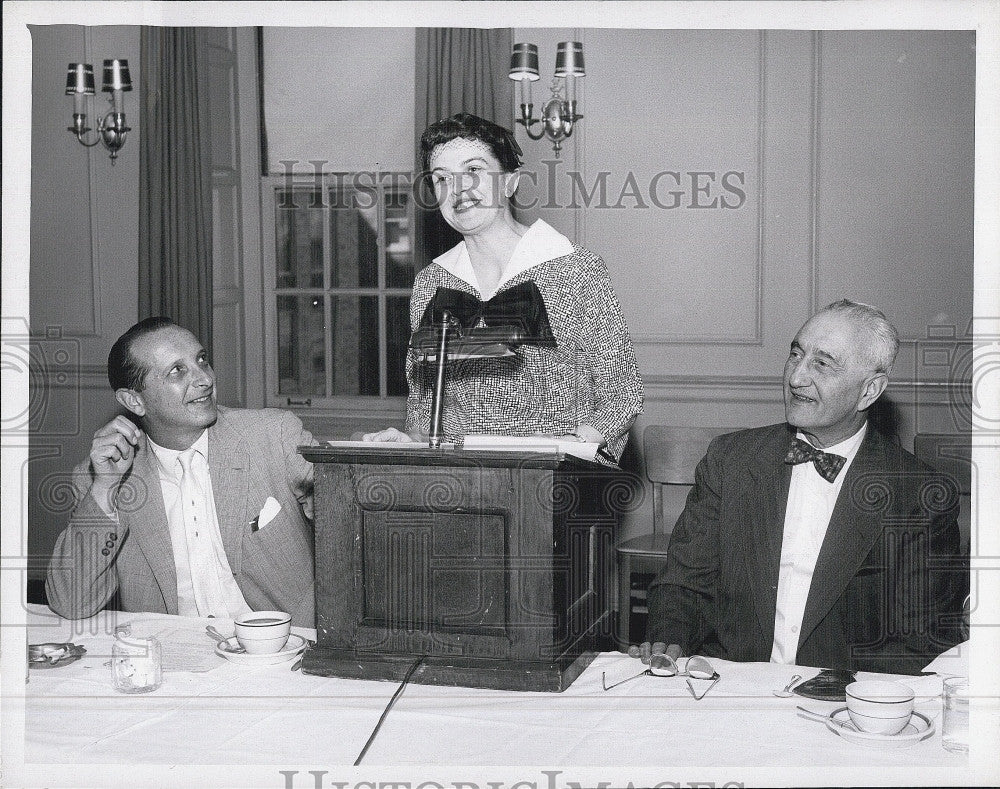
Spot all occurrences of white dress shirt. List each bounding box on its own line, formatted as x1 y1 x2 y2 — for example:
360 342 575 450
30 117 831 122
148 431 251 619
770 423 868 664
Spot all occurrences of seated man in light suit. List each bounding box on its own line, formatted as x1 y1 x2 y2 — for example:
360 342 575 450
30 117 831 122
46 317 317 627
645 300 967 675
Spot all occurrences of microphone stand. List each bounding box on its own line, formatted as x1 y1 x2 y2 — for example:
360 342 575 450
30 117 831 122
427 310 452 448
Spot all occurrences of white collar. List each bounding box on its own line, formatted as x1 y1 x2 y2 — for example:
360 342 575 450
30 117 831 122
148 429 209 477
432 219 574 297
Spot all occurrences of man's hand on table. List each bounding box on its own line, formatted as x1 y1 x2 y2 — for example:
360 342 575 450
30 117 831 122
628 641 683 675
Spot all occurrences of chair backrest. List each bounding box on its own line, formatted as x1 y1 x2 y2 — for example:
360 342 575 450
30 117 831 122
913 433 972 554
913 434 972 494
643 425 742 535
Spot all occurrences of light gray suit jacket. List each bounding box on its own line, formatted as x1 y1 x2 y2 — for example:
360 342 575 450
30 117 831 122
46 407 317 627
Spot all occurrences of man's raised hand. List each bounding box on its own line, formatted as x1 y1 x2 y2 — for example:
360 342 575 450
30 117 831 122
88 417 142 508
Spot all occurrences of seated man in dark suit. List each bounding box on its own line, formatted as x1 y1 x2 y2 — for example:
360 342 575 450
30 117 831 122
46 317 317 627
645 300 967 675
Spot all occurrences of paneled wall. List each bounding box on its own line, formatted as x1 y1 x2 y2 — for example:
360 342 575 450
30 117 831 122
27 27 974 565
513 29 973 538
27 25 141 571
26 26 259 568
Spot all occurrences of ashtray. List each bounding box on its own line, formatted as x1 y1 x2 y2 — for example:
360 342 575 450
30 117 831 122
28 642 87 669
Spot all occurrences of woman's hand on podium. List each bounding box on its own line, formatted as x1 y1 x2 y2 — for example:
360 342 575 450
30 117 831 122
360 427 417 443
552 424 606 447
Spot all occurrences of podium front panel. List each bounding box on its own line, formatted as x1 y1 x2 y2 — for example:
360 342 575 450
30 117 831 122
300 447 622 691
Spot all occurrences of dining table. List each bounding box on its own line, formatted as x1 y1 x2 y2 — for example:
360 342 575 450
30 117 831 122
10 604 985 788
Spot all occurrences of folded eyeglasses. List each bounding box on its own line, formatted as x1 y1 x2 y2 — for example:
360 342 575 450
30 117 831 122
601 653 721 700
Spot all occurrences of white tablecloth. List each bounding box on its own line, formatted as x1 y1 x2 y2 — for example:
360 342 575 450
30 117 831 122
14 605 983 787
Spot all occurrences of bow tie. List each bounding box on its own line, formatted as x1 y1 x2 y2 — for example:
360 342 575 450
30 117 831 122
416 281 556 347
783 437 847 483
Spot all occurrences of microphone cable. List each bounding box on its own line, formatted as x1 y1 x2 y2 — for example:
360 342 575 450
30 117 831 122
353 655 425 765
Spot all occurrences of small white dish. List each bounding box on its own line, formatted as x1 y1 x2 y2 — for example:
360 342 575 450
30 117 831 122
825 707 934 748
215 634 307 666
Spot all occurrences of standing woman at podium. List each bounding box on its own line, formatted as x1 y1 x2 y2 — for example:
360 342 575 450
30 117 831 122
365 113 643 463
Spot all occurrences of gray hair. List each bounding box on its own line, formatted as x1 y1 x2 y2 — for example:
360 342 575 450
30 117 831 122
819 299 899 374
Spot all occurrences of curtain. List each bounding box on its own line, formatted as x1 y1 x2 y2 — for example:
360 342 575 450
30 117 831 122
138 27 213 351
414 28 514 268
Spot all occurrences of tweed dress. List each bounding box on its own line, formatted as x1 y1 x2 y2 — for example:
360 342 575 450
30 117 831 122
405 220 643 462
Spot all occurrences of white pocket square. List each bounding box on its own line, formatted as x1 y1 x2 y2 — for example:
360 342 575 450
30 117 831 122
252 497 282 531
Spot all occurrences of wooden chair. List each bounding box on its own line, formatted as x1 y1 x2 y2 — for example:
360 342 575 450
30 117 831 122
616 425 741 648
913 433 972 555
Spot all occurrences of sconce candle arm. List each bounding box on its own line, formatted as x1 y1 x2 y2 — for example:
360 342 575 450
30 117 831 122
515 104 547 141
68 115 102 147
67 110 131 162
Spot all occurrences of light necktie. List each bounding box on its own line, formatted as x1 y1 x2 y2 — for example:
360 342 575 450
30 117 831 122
177 448 230 618
783 437 847 483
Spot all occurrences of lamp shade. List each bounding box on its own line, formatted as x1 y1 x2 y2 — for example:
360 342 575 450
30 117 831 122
508 43 540 81
65 63 96 95
554 42 585 77
102 59 133 92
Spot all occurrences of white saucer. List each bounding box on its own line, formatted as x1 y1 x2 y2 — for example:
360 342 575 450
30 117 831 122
825 706 935 748
215 634 307 666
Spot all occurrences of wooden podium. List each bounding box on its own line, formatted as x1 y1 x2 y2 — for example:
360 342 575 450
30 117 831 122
298 444 622 691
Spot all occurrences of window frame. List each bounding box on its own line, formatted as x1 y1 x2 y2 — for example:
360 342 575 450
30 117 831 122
261 172 415 412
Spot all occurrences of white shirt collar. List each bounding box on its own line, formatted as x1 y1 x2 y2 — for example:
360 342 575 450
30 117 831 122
432 219 574 297
147 429 209 478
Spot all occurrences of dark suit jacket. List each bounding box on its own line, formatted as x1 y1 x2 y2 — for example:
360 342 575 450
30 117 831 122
646 423 967 675
46 407 317 627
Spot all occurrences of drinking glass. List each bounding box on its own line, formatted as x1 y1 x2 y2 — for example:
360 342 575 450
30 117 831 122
112 634 163 693
941 676 969 753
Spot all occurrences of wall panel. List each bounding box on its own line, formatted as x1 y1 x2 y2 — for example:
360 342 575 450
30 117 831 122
27 25 140 567
814 30 974 341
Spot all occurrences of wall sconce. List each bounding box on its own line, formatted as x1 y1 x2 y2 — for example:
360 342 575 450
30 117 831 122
65 59 132 164
509 41 585 157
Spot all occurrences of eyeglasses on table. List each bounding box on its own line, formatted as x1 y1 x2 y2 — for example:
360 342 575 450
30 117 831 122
601 653 721 700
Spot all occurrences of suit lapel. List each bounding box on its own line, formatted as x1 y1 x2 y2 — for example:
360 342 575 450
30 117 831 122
208 409 250 573
799 427 887 645
745 425 794 643
123 441 178 613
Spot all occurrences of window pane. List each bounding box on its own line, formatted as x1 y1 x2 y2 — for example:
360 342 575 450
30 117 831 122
275 189 324 288
277 294 326 395
385 190 415 289
387 296 410 396
329 188 378 288
331 295 379 396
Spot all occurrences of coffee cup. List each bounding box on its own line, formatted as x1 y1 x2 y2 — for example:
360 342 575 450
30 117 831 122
845 680 914 735
234 611 291 655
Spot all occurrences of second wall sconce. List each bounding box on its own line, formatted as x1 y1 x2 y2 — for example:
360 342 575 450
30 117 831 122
509 41 585 157
65 59 132 164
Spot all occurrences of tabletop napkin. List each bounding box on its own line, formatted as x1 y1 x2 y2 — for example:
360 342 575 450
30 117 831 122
921 640 969 677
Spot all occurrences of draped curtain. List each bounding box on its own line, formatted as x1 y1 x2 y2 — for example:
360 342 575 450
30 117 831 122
415 28 514 268
138 27 213 350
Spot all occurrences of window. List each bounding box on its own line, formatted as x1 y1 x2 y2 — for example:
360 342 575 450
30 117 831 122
262 174 416 408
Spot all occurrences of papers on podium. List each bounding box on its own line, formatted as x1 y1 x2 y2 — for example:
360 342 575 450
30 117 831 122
461 434 599 462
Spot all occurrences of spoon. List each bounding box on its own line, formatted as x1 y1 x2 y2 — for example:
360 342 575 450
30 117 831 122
773 674 802 698
795 705 852 730
206 625 245 653
205 624 230 643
